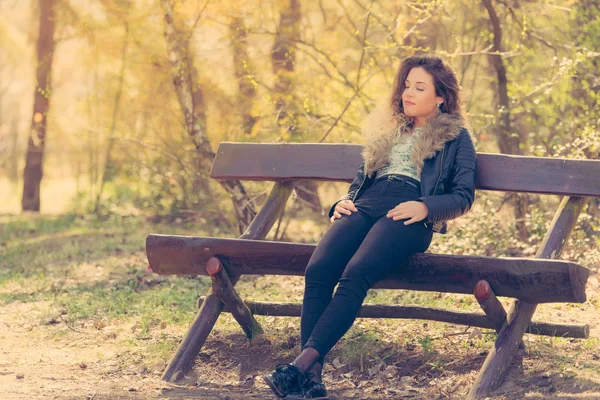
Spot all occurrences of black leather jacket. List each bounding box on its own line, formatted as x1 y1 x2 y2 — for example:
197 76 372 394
328 128 477 234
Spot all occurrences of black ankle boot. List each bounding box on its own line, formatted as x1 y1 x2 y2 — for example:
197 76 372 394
283 362 329 400
283 381 328 399
263 363 306 398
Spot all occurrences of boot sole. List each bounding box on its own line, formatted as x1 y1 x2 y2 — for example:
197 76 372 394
284 395 329 400
263 374 286 398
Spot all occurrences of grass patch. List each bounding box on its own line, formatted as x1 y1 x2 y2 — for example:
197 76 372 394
0 213 79 243
334 325 397 371
53 273 210 327
0 214 212 331
0 216 144 284
145 333 181 363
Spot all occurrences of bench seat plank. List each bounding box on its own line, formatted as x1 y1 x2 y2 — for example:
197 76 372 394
146 235 589 304
210 143 600 197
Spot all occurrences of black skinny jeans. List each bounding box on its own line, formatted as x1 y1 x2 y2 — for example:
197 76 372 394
301 174 434 360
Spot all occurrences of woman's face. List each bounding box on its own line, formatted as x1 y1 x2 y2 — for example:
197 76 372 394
401 67 444 122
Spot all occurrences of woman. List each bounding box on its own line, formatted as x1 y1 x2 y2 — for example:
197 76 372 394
263 55 477 399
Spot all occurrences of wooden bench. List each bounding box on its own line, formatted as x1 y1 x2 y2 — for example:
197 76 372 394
146 142 600 399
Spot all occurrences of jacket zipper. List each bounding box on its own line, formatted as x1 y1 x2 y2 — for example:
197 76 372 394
432 147 445 195
428 147 445 228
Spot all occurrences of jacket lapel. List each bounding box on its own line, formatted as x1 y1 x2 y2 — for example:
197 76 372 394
409 113 465 176
361 103 465 177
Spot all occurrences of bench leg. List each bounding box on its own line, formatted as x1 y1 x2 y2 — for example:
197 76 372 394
161 274 240 382
474 280 507 333
207 257 263 338
467 195 587 399
161 182 296 382
467 300 535 399
474 280 527 352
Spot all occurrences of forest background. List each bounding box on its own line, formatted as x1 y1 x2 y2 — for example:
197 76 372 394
2 0 599 256
1 0 600 399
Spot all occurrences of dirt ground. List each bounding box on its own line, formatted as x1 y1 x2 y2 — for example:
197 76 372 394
3 278 600 400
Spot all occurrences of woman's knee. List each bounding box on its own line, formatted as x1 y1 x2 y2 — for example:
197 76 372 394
336 275 370 304
304 258 337 288
340 258 384 293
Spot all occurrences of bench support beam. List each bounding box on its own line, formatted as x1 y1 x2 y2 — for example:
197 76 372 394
197 296 588 339
468 196 588 399
161 181 296 382
161 276 239 382
474 280 507 333
207 257 263 338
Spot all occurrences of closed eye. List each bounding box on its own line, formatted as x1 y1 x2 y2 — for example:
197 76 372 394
405 86 425 92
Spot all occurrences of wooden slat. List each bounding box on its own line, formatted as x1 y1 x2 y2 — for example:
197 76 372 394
146 235 589 304
210 143 600 197
211 143 362 182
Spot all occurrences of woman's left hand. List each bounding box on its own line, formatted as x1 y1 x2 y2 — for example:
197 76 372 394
386 201 429 225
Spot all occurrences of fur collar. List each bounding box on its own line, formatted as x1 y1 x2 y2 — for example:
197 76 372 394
361 103 466 177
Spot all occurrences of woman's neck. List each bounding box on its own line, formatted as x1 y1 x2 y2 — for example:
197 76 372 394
414 117 428 127
414 110 439 127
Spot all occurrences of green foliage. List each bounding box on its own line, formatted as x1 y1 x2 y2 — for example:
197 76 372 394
418 335 434 353
429 191 600 270
3 0 599 240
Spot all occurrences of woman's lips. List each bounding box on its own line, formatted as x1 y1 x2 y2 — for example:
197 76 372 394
404 101 415 106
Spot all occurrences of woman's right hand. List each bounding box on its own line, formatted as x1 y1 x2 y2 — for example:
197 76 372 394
330 200 358 223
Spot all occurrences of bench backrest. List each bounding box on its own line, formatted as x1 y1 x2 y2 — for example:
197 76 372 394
210 143 600 197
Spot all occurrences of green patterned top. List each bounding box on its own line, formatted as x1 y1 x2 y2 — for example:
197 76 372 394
375 128 422 181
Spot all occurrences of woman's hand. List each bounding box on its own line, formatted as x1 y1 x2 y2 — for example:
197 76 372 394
387 201 428 225
330 200 358 223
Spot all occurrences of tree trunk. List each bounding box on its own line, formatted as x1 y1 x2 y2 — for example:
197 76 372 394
271 0 300 137
229 16 257 135
482 0 528 241
22 0 55 212
161 0 256 234
271 0 321 214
